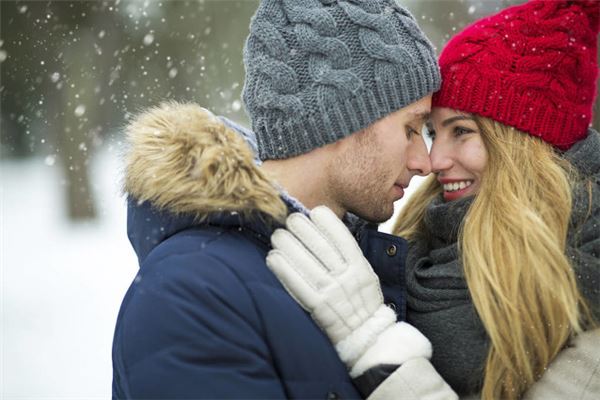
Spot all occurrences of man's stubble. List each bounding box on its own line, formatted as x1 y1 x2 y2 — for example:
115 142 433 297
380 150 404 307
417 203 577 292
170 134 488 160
327 127 396 223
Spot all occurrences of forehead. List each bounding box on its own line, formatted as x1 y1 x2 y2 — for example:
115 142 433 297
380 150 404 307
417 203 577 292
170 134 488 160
408 98 431 115
431 107 471 120
398 95 432 120
408 108 430 121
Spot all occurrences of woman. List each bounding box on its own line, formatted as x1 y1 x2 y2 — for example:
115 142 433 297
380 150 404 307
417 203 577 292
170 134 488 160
394 110 599 398
267 0 600 399
396 0 600 397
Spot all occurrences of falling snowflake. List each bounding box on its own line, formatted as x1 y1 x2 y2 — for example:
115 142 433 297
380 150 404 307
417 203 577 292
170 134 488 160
74 105 86 117
44 154 57 166
143 33 154 46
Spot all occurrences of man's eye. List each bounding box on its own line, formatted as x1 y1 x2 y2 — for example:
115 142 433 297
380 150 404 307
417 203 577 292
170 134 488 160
406 126 420 139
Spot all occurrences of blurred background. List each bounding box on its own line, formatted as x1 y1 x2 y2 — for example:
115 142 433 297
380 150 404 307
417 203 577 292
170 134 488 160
1 0 598 398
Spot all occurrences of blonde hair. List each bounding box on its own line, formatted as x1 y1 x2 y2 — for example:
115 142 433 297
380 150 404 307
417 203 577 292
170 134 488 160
394 117 593 400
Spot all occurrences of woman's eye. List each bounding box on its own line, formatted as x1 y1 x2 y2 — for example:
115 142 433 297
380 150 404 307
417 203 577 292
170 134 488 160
425 128 436 141
454 126 474 136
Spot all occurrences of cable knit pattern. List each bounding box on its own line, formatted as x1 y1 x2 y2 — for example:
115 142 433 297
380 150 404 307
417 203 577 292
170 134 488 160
246 18 303 115
243 0 440 160
433 0 600 150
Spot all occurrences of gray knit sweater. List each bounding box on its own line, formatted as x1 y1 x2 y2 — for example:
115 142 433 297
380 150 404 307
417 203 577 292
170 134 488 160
405 129 600 396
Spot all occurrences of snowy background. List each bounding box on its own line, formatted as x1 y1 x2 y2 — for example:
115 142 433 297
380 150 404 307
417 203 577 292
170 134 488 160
1 0 549 398
2 145 138 398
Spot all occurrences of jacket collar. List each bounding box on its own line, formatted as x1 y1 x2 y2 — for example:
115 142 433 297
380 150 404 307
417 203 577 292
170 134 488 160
127 196 291 264
123 102 288 264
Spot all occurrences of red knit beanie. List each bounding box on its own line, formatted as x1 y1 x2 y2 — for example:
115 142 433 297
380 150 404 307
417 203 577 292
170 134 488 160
433 0 600 150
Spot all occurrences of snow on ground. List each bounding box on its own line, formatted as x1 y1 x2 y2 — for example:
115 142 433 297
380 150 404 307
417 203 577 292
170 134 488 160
1 147 138 399
0 142 422 398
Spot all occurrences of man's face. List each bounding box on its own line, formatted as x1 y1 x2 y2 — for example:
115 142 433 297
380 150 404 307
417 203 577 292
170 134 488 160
327 95 433 223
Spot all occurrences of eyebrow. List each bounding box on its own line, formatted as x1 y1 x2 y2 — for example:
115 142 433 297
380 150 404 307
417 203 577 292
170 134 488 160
410 110 431 122
441 115 475 127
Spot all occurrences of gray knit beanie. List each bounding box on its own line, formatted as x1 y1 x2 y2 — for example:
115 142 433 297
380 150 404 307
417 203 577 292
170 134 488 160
242 0 441 161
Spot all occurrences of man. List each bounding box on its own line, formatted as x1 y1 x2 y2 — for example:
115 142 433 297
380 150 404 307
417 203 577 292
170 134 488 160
112 0 441 398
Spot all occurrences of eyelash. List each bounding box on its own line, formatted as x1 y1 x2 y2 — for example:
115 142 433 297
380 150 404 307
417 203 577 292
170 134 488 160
426 126 474 141
454 126 474 136
406 126 420 139
426 128 436 140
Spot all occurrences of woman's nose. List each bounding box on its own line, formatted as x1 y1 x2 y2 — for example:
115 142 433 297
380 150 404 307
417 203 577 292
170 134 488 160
429 140 453 173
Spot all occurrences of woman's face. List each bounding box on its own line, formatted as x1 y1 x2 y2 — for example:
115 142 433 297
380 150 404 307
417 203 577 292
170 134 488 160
428 108 488 202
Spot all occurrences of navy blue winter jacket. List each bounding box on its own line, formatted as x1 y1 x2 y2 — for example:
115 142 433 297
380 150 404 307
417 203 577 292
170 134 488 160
111 103 408 399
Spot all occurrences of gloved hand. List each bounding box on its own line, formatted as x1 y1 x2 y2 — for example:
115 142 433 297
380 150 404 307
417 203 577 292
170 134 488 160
266 206 432 378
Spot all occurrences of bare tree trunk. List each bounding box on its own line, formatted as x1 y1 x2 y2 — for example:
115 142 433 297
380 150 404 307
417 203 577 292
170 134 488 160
58 30 97 220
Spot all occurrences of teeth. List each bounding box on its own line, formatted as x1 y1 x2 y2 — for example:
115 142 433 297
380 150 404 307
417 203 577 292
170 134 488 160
443 181 472 192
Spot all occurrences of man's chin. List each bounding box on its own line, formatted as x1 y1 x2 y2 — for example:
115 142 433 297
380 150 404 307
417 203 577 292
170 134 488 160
353 204 394 224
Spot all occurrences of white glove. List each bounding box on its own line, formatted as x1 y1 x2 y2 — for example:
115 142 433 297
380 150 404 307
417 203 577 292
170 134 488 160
267 206 432 377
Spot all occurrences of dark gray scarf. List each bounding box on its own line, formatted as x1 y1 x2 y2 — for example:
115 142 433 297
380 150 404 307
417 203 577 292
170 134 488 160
405 129 600 396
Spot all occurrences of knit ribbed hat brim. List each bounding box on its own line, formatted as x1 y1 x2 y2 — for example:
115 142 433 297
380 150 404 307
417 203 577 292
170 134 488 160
433 0 600 150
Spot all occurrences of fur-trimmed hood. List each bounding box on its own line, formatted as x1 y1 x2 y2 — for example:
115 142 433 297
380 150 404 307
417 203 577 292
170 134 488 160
123 102 287 263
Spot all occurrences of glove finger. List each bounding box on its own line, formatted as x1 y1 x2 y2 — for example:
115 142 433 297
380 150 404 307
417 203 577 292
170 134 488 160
310 206 365 265
360 279 385 316
271 229 332 290
308 207 384 316
286 212 347 274
266 250 322 311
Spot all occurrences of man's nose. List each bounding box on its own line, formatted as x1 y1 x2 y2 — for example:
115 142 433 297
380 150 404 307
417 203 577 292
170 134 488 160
407 137 432 176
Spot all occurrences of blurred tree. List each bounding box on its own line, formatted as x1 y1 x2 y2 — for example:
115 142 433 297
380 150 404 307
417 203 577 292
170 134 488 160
1 2 105 219
50 2 108 219
115 0 258 122
1 1 43 158
58 29 98 219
